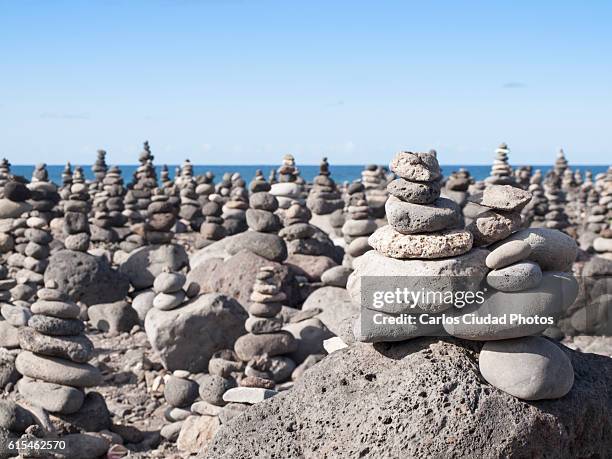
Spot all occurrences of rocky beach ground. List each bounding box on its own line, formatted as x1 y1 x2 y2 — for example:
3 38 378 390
0 146 610 458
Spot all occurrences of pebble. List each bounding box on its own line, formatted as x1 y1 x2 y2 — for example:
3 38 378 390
248 302 282 318
245 316 283 334
368 226 473 259
385 195 461 234
222 387 278 404
198 374 236 406
479 336 574 400
321 266 352 287
160 421 184 441
218 402 248 424
191 401 223 416
485 240 531 269
487 260 543 292
466 210 522 246
323 337 348 354
1 303 32 327
164 376 199 408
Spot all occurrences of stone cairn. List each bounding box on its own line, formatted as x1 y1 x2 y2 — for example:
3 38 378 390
0 264 21 351
62 167 91 252
485 143 516 186
0 158 11 193
16 281 103 416
351 150 578 402
523 169 548 227
592 168 612 259
144 189 177 245
160 164 172 187
221 181 249 236
543 172 570 231
360 164 388 218
247 180 282 234
130 141 158 218
341 198 376 263
225 267 296 407
270 155 304 211
278 200 317 256
514 165 532 189
16 215 52 299
443 167 471 207
90 166 121 245
197 200 226 249
102 166 127 240
277 154 299 183
554 148 568 176
177 163 203 232
195 171 215 206
92 149 108 183
28 163 59 223
306 157 344 216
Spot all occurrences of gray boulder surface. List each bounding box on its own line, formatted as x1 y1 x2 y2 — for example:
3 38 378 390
205 338 611 458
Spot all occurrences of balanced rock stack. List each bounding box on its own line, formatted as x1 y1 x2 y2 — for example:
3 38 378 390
60 162 72 191
152 270 192 311
277 154 300 183
514 165 532 189
466 184 531 246
63 167 91 252
247 186 282 234
195 171 216 205
442 168 471 207
522 170 548 227
341 198 376 261
306 157 344 216
360 164 388 218
593 223 612 259
16 281 103 415
229 267 292 401
249 170 269 193
100 166 127 239
279 200 335 261
485 143 516 186
160 164 171 187
131 141 158 216
178 179 203 232
28 163 60 223
543 173 570 230
350 150 579 402
214 172 232 203
197 201 226 249
271 156 304 210
144 189 177 244
0 265 21 349
91 149 108 183
349 151 484 344
0 158 11 193
554 148 569 176
15 214 52 295
221 184 249 236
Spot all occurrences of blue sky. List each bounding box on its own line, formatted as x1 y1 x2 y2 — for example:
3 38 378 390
0 0 610 165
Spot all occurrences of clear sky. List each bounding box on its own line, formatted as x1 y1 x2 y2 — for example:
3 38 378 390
1 0 610 165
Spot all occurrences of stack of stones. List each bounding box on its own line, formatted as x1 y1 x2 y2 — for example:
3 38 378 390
197 201 226 249
215 173 233 203
278 200 319 256
277 154 299 183
543 173 570 231
131 141 158 216
306 158 344 216
195 172 215 206
178 179 202 232
16 281 102 415
360 165 388 218
350 150 579 402
514 166 532 190
247 186 282 234
341 198 376 262
0 265 20 349
249 170 269 194
593 223 612 259
523 169 548 227
28 163 59 223
101 166 127 240
160 165 172 188
443 168 471 207
230 266 293 400
63 167 91 252
0 158 10 194
144 189 177 245
92 149 108 183
554 149 569 176
16 215 52 296
175 159 194 189
485 143 516 186
466 184 531 247
152 270 193 311
222 185 249 235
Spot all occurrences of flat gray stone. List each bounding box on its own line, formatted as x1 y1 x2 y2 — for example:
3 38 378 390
466 210 522 246
486 240 531 269
385 195 461 235
17 376 84 414
15 351 102 387
387 178 441 204
469 185 532 211
487 261 543 292
19 327 93 363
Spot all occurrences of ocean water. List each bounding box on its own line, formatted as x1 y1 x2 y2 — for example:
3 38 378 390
8 164 610 186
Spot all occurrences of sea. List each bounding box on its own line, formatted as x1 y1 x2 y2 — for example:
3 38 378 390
8 164 610 185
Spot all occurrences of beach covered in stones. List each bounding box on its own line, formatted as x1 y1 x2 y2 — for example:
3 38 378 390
0 144 611 458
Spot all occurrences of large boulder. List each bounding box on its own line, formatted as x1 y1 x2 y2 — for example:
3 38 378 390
44 250 129 305
301 286 357 336
187 250 300 307
205 338 612 458
145 293 248 372
120 244 189 290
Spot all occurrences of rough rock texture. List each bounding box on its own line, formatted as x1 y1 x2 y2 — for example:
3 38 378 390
119 243 189 290
187 250 300 307
145 293 248 372
301 286 357 336
205 339 612 459
44 250 129 305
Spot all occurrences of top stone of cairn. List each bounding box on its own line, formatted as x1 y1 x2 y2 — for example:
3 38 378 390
389 151 441 182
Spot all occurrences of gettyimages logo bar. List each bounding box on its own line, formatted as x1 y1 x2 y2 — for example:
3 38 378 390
356 274 609 342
